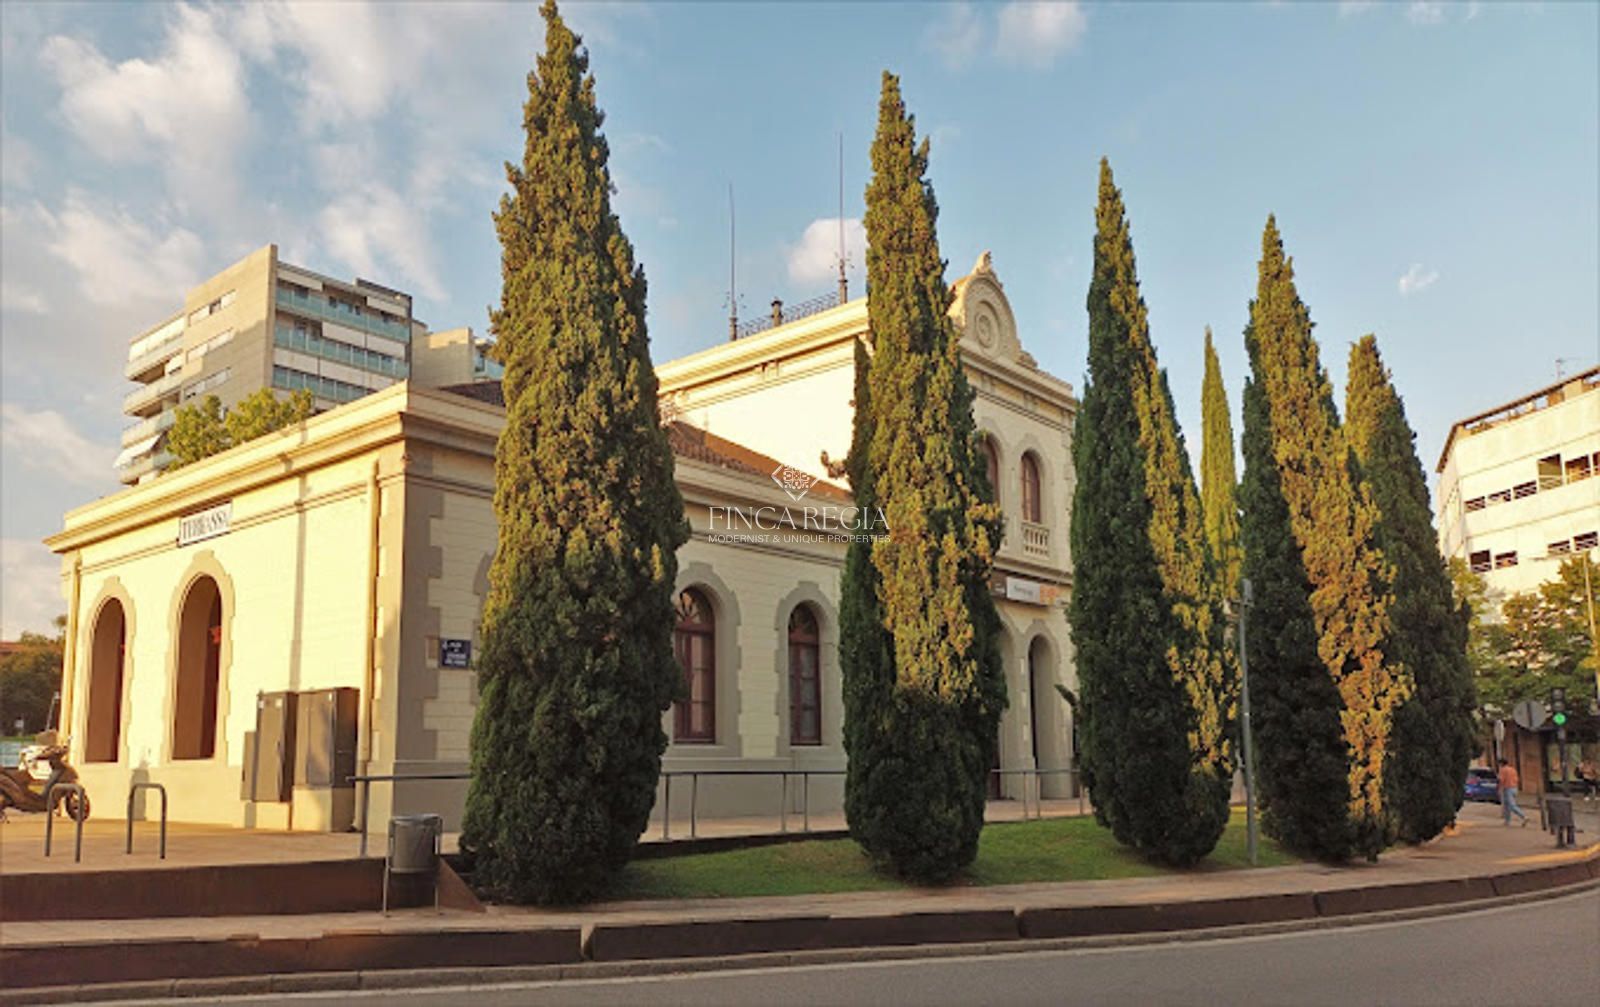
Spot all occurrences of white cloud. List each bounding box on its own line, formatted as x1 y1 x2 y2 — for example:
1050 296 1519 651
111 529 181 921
787 218 867 287
319 185 447 302
996 2 1087 68
38 193 205 309
242 2 433 127
1 282 48 316
0 128 36 190
924 3 986 70
1338 1 1377 17
0 403 114 487
0 538 67 639
1398 263 1440 295
1407 2 1446 25
41 5 251 215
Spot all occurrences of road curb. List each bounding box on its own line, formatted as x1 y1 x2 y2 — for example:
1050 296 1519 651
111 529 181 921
3 858 1595 1004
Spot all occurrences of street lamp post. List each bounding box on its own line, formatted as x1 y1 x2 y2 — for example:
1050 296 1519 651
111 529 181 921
1236 578 1259 867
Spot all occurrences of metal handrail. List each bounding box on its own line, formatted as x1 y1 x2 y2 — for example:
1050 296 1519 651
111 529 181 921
989 768 1084 820
43 783 87 863
348 771 468 858
346 765 1086 854
658 768 848 840
126 783 169 859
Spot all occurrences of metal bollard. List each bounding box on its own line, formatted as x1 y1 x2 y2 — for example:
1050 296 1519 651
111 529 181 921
125 782 169 859
43 783 87 863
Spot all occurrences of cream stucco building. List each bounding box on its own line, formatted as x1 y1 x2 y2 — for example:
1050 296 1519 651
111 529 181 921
48 255 1079 831
1436 366 1600 599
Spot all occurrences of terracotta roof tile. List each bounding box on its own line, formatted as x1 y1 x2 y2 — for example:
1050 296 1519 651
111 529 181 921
431 380 852 502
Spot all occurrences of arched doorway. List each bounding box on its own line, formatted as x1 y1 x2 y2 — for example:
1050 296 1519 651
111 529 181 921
172 576 223 760
1028 636 1061 796
84 599 126 763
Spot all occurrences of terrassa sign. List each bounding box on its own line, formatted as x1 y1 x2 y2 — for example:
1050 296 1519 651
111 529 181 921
178 501 232 546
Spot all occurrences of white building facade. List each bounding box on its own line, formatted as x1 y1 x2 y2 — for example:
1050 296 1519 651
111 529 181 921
1435 366 1600 598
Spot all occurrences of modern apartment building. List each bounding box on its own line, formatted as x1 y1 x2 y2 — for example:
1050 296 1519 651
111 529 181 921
116 246 421 484
1436 365 1600 598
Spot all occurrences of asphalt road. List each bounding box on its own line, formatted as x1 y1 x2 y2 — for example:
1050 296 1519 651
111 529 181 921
165 889 1600 1007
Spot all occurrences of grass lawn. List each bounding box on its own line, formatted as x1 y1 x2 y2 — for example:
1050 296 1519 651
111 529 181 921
609 808 1295 902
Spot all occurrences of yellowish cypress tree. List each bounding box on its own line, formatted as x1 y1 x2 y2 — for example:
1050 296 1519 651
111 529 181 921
1240 217 1406 861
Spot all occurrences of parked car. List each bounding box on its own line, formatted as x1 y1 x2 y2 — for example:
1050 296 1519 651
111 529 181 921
1464 766 1499 803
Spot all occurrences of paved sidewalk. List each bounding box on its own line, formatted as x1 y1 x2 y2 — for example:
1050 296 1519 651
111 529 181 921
0 797 1088 876
3 802 1593 950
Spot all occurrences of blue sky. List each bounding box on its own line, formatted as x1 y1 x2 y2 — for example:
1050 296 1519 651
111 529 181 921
2 1 1596 635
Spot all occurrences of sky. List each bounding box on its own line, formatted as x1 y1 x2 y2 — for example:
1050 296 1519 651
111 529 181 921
1 1 1597 637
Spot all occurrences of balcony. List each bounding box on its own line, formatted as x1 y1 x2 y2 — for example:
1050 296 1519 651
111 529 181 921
117 449 172 485
124 333 186 382
275 287 411 344
123 371 184 417
120 408 176 447
1020 520 1050 560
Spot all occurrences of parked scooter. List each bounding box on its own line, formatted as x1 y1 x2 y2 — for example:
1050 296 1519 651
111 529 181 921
0 740 90 822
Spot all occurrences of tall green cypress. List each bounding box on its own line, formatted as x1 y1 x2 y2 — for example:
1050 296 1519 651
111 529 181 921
1200 329 1242 600
1345 335 1477 844
1239 217 1405 862
460 1 689 904
1068 161 1235 866
841 71 1006 882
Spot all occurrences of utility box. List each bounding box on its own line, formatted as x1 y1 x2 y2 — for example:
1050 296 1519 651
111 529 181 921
292 687 359 831
295 687 359 788
242 691 298 803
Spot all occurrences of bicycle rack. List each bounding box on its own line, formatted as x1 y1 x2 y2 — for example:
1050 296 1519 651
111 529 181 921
43 783 87 863
126 782 169 859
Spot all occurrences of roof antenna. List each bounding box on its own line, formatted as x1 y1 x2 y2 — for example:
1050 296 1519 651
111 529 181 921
836 132 848 305
727 183 739 341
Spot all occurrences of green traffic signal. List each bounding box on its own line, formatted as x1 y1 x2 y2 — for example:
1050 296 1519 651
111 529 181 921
1552 712 1568 726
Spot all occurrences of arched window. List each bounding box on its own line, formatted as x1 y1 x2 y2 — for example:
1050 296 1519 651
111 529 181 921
982 437 1001 507
1021 453 1042 523
673 589 716 743
85 599 126 763
788 606 821 746
173 576 223 760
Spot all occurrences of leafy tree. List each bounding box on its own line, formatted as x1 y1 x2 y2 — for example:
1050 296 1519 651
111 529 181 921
1472 556 1599 714
0 627 64 735
165 396 229 467
1068 161 1234 866
459 0 688 905
1200 327 1242 600
841 71 1006 882
1238 217 1405 862
166 389 313 468
1345 335 1476 843
1448 558 1503 700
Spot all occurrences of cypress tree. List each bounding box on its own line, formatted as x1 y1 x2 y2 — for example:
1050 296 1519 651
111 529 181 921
1345 335 1476 844
1068 161 1234 866
1239 217 1405 862
841 71 1006 882
1200 329 1242 599
459 1 689 904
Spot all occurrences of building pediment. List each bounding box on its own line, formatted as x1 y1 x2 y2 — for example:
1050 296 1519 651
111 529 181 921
951 251 1030 368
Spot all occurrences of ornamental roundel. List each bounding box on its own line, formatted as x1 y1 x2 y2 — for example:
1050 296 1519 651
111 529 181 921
976 310 997 349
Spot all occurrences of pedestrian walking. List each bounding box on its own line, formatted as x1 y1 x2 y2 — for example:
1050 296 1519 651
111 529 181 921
1497 759 1528 826
1578 757 1598 798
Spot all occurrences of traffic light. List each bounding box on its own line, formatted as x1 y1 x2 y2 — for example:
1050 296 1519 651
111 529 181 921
1553 711 1568 727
